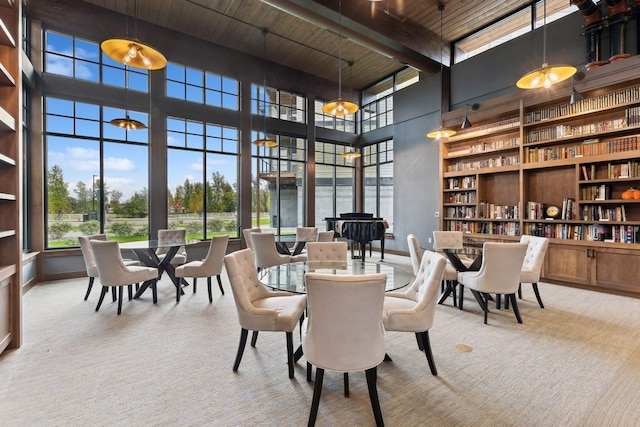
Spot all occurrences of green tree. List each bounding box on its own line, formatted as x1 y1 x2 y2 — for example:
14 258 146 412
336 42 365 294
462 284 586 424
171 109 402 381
120 188 148 218
74 181 91 213
210 171 236 212
47 165 71 219
188 182 204 214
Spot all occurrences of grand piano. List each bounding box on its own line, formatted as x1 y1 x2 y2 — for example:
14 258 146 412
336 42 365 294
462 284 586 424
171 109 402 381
324 213 388 263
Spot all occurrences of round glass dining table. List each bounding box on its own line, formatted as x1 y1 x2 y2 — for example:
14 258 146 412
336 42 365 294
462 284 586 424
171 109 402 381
258 259 413 294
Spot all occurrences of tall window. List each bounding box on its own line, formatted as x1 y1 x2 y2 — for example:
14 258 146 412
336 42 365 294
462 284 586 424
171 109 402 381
363 141 394 234
314 142 355 229
314 99 357 133
166 62 239 109
252 84 306 123
167 117 239 239
44 97 149 248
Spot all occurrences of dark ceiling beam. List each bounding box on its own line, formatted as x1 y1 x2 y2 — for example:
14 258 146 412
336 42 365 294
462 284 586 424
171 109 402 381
260 0 443 75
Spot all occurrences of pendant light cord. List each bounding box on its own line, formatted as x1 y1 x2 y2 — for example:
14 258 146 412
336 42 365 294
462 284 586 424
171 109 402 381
262 28 268 137
438 1 444 127
338 0 343 99
542 0 547 64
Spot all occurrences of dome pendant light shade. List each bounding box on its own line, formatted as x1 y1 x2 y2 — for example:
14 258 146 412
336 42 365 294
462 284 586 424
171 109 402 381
253 29 277 148
341 148 361 160
516 0 576 89
101 0 167 70
110 115 147 130
323 0 359 117
101 39 167 70
427 2 455 140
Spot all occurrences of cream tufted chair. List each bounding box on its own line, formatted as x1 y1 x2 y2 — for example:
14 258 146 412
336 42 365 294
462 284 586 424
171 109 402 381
433 230 473 307
242 227 261 251
316 230 335 242
382 250 446 375
295 226 318 244
175 235 229 303
305 241 348 261
79 234 139 301
224 248 307 378
518 235 550 308
457 242 528 324
303 272 387 427
407 234 424 276
252 232 303 269
156 229 188 265
90 240 159 315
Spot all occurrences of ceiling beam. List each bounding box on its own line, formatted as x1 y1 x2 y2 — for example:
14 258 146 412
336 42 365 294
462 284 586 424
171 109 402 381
260 0 443 76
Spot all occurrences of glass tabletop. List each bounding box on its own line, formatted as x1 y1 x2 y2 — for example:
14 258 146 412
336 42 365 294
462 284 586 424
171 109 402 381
259 260 413 294
118 239 201 250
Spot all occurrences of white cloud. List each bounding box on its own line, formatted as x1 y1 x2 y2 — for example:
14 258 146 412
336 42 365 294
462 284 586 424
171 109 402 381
104 156 136 172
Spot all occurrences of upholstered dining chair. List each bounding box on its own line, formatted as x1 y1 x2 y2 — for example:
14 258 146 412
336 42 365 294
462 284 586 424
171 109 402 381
303 272 387 427
407 234 424 276
90 240 159 315
295 226 318 244
252 232 305 269
242 227 261 252
316 230 335 242
156 228 188 265
175 235 229 303
305 241 348 261
382 249 446 375
433 230 473 307
457 242 528 324
518 235 550 308
79 234 139 301
223 248 307 378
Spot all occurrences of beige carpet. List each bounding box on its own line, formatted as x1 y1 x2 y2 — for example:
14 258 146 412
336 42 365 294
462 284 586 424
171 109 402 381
1 252 640 427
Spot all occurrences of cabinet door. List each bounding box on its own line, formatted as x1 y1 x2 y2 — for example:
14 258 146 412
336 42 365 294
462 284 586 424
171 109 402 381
543 243 591 285
593 248 640 293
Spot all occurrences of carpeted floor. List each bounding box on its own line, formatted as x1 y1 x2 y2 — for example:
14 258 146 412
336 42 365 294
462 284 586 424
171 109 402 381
1 252 639 427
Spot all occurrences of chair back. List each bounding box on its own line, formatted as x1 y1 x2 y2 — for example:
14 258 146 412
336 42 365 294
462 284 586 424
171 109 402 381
78 234 107 277
305 241 348 261
407 234 424 276
200 235 229 275
474 242 528 294
224 249 281 330
295 227 318 243
303 272 387 372
90 240 134 287
385 250 446 332
432 230 464 251
316 231 335 242
242 227 261 251
519 235 549 282
156 229 187 256
251 232 291 268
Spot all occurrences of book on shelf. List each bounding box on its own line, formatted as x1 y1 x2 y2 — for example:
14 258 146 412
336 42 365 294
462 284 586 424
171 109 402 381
582 165 589 180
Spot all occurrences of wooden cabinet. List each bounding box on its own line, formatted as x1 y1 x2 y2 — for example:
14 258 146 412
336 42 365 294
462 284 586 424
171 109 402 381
0 0 22 354
439 59 640 296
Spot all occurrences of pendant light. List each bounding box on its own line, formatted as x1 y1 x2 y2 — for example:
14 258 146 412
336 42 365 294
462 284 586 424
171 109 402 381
101 0 167 70
109 64 147 130
461 103 479 129
427 1 456 140
569 71 585 105
322 0 359 117
516 0 576 89
342 62 361 160
253 29 277 148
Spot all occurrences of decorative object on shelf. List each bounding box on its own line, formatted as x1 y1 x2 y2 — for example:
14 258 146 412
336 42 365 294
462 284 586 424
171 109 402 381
253 28 277 148
101 0 167 70
570 71 585 105
322 0 359 117
427 1 456 140
461 103 479 129
516 0 577 89
621 188 637 200
544 205 561 219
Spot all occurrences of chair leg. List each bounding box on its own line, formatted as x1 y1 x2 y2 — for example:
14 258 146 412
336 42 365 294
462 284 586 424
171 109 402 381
343 373 349 397
518 283 523 299
95 286 108 311
471 290 488 324
286 331 294 379
365 367 385 427
420 331 437 376
207 277 213 303
308 368 324 427
128 285 133 300
415 332 424 351
509 293 523 323
307 362 312 382
233 328 249 372
193 277 197 294
458 284 465 310
532 283 544 308
251 331 259 347
496 294 502 309
111 286 117 302
152 280 158 304
217 275 224 295
117 286 124 315
84 277 95 300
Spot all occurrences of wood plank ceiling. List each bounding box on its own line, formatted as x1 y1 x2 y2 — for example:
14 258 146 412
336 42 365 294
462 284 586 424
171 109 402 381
78 0 574 90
